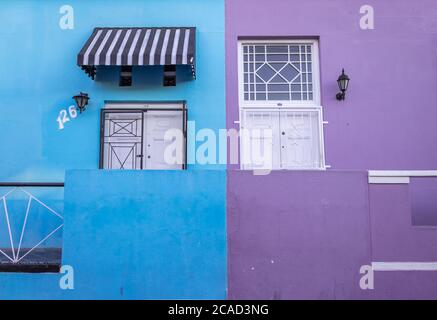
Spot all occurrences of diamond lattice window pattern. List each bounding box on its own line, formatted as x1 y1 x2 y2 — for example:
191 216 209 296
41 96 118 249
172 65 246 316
243 44 314 101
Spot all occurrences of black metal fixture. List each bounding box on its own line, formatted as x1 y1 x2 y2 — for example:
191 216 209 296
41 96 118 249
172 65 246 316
336 69 350 101
119 66 133 87
163 65 177 87
73 92 90 113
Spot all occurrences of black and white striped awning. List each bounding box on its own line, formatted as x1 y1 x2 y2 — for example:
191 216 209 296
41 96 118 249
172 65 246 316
77 27 196 79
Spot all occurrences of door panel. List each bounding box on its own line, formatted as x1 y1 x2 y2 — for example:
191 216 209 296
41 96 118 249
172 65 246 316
280 111 321 169
242 111 280 170
144 111 184 170
103 112 143 170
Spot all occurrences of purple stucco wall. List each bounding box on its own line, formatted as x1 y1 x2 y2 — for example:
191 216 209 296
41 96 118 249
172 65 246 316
226 0 437 299
226 0 437 170
410 178 437 226
369 184 437 299
369 184 437 262
228 171 372 299
228 171 437 299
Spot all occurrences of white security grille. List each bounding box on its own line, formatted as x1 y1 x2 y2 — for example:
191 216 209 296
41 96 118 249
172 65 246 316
103 112 144 170
242 43 314 101
242 109 325 170
279 110 323 169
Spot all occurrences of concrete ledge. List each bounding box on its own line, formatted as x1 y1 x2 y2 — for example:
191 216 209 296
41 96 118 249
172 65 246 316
368 176 410 184
368 171 437 184
372 262 437 271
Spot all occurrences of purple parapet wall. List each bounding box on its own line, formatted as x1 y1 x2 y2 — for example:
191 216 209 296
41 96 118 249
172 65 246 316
228 171 437 299
228 170 373 300
226 0 437 170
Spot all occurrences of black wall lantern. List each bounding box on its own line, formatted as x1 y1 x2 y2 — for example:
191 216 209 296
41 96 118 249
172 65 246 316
73 92 90 113
336 69 350 101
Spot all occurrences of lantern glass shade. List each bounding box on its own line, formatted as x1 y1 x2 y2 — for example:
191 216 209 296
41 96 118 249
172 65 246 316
337 69 350 92
73 92 90 113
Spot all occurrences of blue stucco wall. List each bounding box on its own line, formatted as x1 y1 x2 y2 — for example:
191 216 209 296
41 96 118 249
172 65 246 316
0 0 226 299
0 0 225 182
0 170 226 299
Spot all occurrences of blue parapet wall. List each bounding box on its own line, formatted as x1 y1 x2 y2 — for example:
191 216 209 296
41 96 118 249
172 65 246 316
0 170 226 299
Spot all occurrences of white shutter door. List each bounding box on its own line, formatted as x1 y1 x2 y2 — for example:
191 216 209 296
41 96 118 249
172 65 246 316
242 110 281 170
279 110 322 169
103 112 143 170
143 110 183 170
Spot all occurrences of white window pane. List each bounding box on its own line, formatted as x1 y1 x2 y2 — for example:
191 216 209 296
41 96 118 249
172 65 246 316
255 46 265 53
266 45 288 53
268 84 289 92
268 93 290 100
242 42 317 102
290 45 299 53
256 93 267 100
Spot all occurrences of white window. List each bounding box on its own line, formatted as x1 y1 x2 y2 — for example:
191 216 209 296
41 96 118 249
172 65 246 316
238 40 325 170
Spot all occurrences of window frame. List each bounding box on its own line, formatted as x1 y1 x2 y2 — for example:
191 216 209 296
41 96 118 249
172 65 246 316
237 39 325 171
237 39 322 107
99 101 188 170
